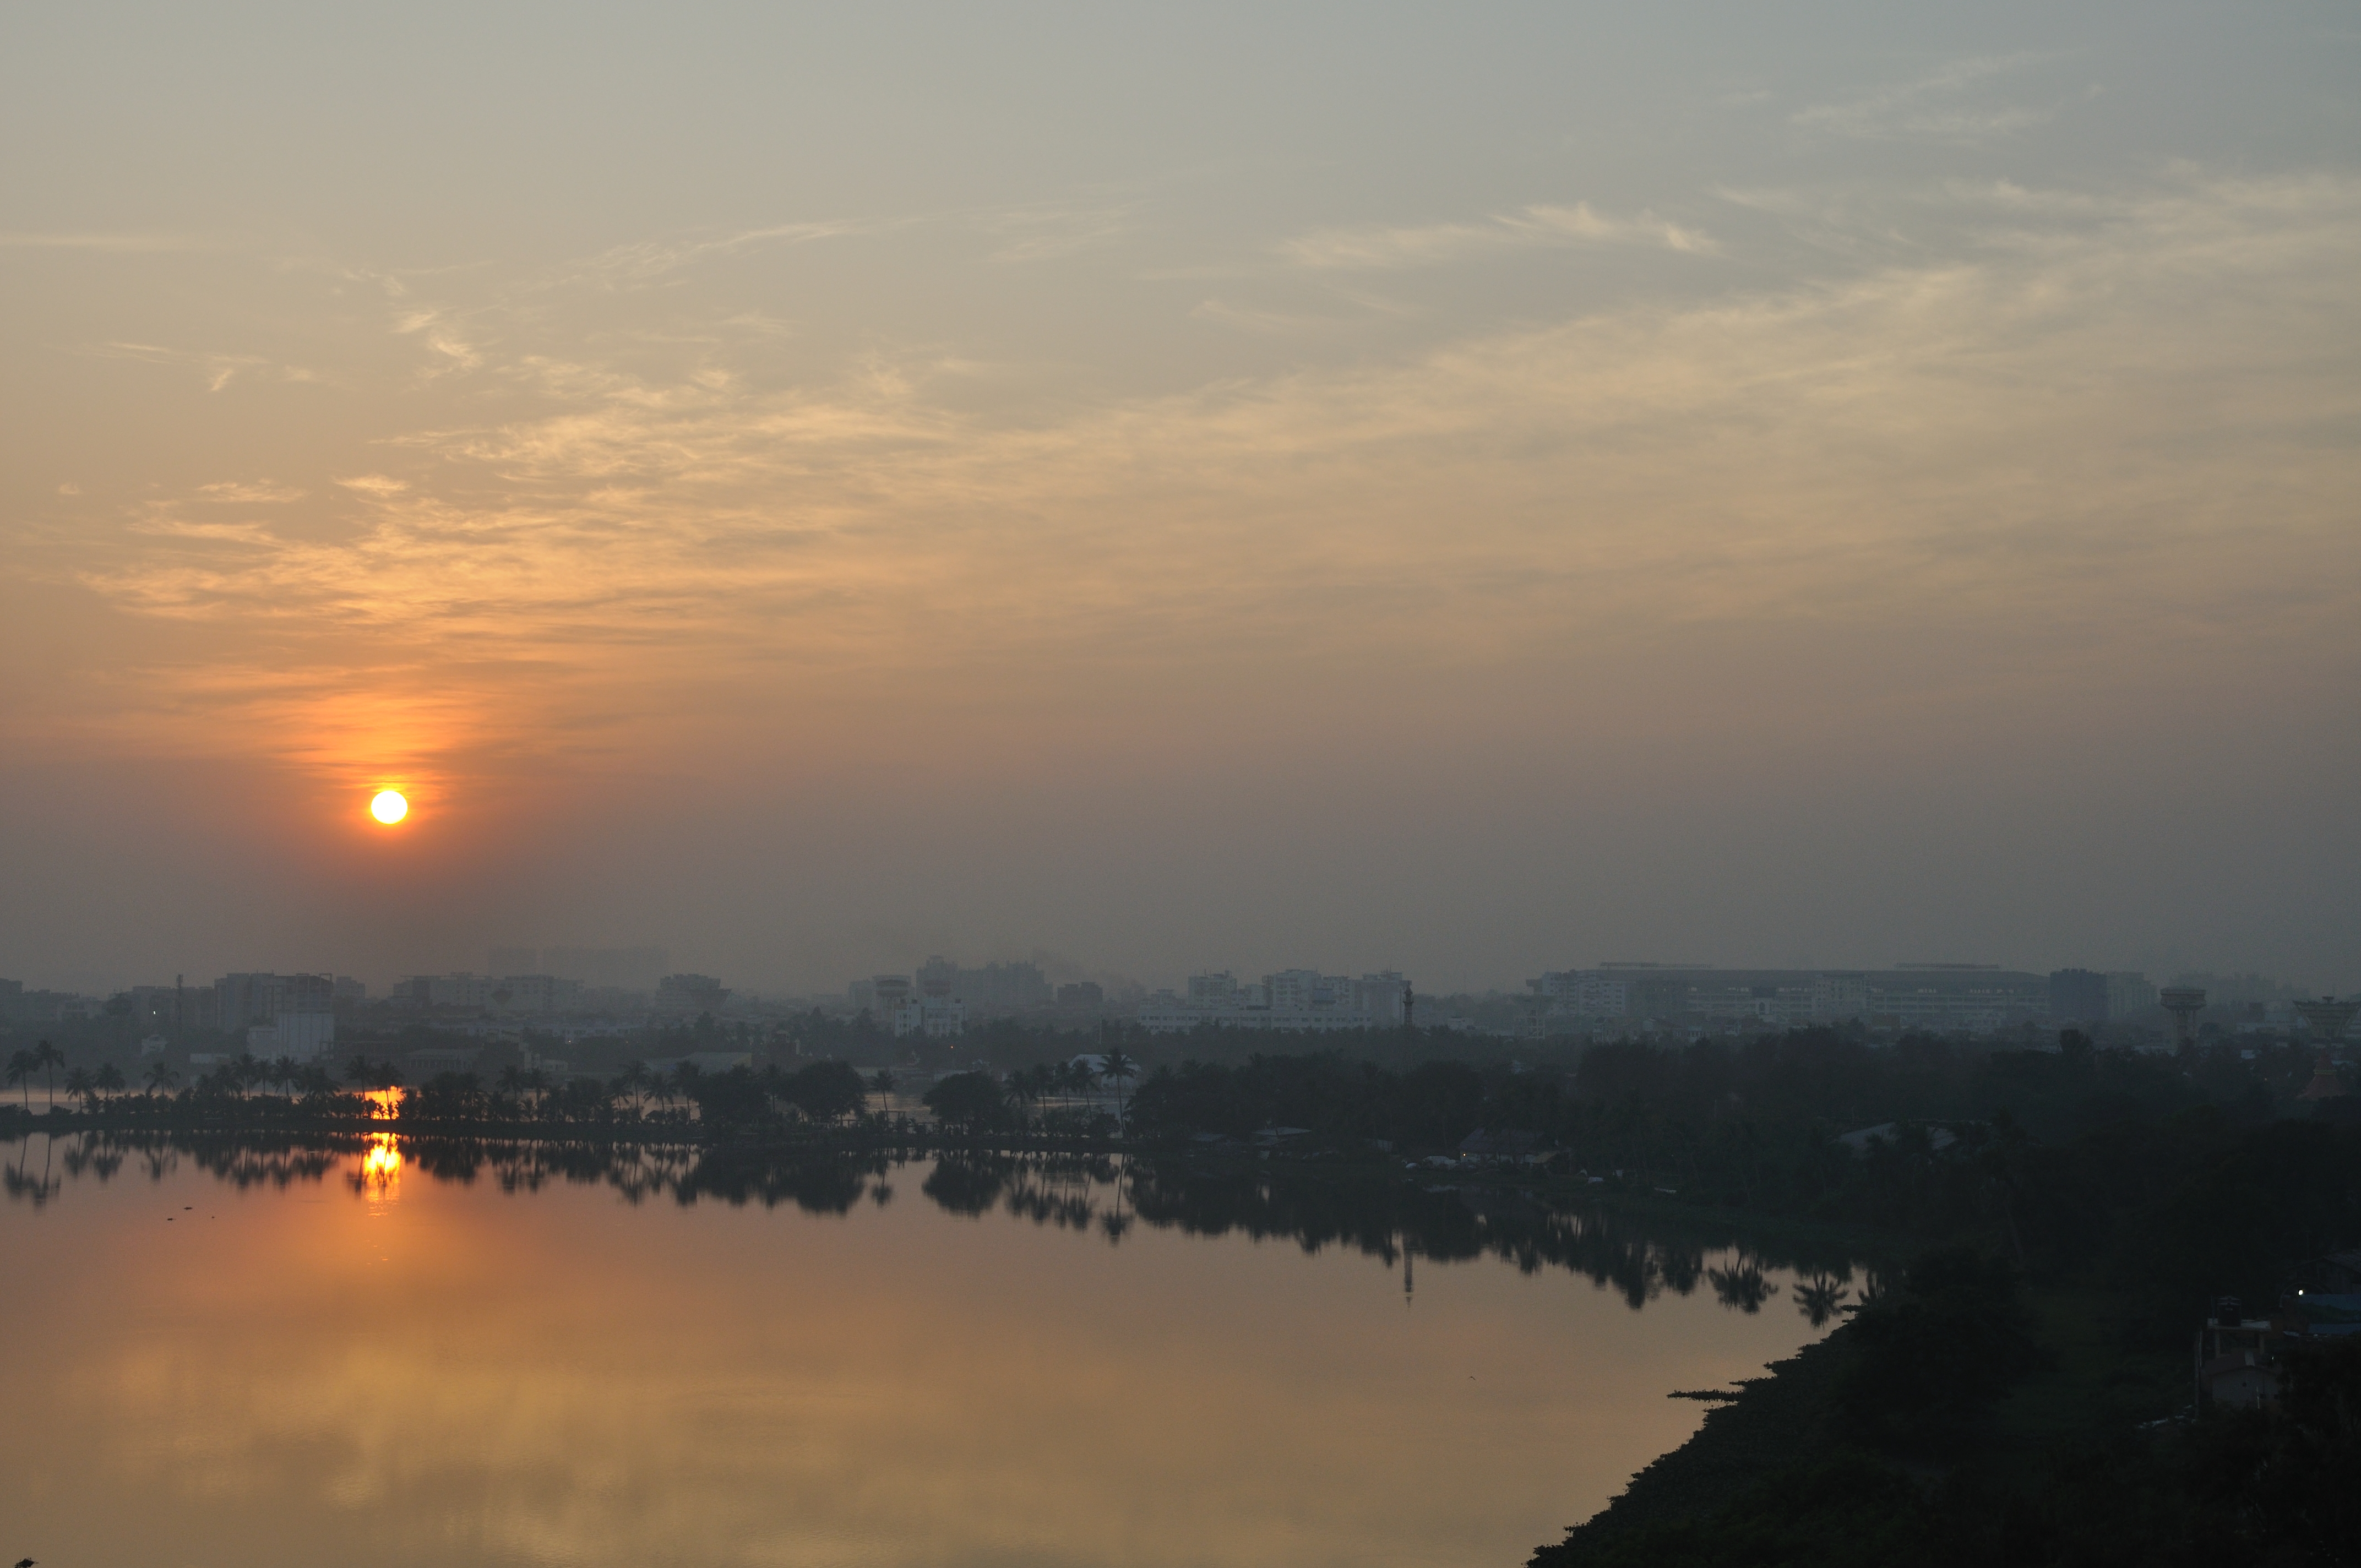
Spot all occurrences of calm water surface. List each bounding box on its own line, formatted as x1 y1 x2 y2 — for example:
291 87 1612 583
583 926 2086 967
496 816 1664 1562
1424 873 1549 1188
1 1131 1857 1567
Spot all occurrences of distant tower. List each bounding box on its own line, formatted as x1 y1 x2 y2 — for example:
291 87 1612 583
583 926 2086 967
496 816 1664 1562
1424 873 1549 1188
2159 987 2207 1048
1402 983 1415 1032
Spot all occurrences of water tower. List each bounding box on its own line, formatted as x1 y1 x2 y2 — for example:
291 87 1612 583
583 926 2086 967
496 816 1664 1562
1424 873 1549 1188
2159 986 2207 1047
2295 996 2358 1042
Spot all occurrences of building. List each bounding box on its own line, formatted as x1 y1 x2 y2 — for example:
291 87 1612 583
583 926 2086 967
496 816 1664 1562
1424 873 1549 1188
2049 968 2110 1026
214 972 335 1030
653 974 730 1019
850 974 915 1019
484 946 668 991
114 981 219 1032
404 1046 481 1079
2107 971 2158 1018
894 995 966 1038
1057 981 1105 1007
1138 969 1409 1033
540 946 668 990
247 1009 336 1058
494 974 583 1015
1529 972 1631 1023
915 957 1052 1015
394 973 498 1010
1522 963 2050 1034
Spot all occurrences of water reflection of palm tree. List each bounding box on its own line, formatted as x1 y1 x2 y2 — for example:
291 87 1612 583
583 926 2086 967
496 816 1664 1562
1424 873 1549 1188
1098 1154 1134 1244
1706 1258 1780 1314
1794 1273 1852 1328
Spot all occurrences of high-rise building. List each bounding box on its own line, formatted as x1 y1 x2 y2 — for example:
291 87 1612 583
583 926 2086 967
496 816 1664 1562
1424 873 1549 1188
913 957 1053 1014
2049 968 2110 1026
214 973 335 1030
653 973 730 1019
2107 972 2158 1018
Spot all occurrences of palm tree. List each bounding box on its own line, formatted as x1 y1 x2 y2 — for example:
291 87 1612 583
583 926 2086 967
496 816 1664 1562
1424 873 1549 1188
5 1048 32 1110
144 1061 181 1096
95 1062 126 1102
34 1040 67 1106
66 1066 95 1114
867 1069 897 1116
1098 1047 1137 1128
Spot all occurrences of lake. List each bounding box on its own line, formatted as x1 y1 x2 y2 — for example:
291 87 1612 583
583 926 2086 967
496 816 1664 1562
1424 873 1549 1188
1 1130 1859 1567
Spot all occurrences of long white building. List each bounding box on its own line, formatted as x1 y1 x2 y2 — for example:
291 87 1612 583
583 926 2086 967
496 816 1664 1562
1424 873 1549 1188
1525 963 2051 1035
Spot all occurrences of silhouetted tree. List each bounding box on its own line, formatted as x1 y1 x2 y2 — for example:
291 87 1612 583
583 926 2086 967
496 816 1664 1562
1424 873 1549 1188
784 1060 867 1123
33 1040 67 1106
924 1071 1005 1134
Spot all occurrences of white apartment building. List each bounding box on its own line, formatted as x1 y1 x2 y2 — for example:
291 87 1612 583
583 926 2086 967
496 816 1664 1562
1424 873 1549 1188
1529 972 1632 1020
894 995 966 1038
247 1010 336 1058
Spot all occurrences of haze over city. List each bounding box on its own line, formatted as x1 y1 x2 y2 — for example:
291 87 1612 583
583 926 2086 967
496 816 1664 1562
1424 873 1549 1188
4 2 2357 999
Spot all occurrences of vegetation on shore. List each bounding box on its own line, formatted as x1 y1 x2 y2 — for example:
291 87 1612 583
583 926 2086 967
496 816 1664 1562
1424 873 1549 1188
1523 1058 2361 1565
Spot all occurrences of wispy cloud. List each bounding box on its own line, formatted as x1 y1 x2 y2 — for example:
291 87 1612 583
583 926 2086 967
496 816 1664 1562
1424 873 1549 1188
197 481 305 503
1280 203 1718 270
554 219 890 290
980 202 1139 264
0 231 208 252
1189 299 1358 336
1793 55 2058 144
43 172 2361 786
84 341 291 392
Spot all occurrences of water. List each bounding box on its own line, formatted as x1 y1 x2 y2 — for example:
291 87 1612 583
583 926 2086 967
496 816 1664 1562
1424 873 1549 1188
1 1131 1859 1567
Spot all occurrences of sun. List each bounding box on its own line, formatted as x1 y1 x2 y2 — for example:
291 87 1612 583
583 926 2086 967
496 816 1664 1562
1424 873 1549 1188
369 789 410 825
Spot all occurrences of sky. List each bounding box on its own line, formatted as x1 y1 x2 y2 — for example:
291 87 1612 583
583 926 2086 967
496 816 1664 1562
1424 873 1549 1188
3 1 2357 998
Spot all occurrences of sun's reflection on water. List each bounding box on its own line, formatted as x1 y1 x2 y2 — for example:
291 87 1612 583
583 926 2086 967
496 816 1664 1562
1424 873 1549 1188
353 1088 404 1197
357 1137 402 1193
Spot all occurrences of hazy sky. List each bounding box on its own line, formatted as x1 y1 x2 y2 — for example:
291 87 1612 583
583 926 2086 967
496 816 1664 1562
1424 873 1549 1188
4 2 2357 997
